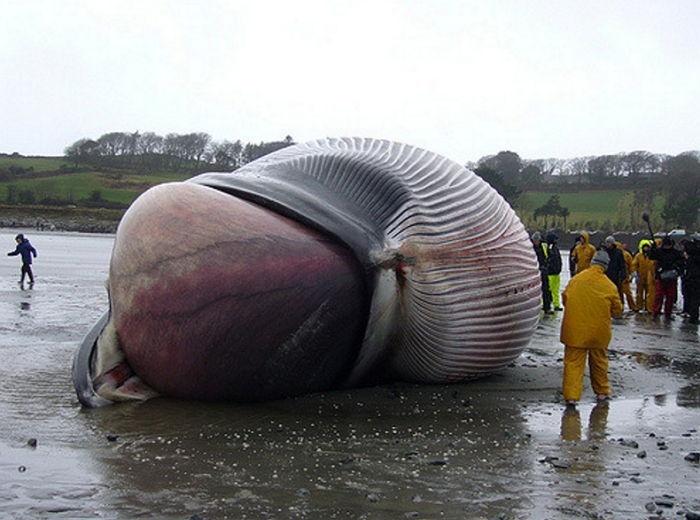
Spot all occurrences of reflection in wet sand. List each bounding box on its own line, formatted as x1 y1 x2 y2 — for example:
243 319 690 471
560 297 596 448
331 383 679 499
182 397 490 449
89 388 537 518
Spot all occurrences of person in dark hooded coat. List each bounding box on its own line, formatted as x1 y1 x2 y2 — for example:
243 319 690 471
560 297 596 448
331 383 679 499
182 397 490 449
681 239 700 324
7 233 38 287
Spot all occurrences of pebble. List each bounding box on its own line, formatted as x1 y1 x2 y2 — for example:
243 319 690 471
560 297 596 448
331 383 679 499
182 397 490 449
686 512 700 520
106 435 119 442
26 438 37 448
619 439 639 449
637 451 647 458
684 452 700 463
645 502 657 512
630 476 644 483
18 466 26 472
296 488 310 497
655 499 674 508
366 493 381 503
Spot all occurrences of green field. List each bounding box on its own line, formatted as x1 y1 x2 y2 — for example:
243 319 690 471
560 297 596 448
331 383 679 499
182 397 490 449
0 156 70 172
0 156 193 206
518 190 666 231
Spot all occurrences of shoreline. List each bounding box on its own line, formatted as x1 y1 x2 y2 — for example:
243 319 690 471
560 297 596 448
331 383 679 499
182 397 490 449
0 206 120 234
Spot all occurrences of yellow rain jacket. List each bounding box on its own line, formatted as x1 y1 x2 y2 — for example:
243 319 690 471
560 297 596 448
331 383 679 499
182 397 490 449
572 232 597 274
632 240 656 283
560 265 623 349
619 244 634 282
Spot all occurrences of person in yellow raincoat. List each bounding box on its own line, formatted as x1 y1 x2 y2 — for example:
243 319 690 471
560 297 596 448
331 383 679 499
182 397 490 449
617 242 637 311
560 250 623 405
632 240 656 313
571 232 596 274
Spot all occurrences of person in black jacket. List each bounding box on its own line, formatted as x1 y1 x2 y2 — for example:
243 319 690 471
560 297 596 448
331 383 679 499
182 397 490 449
602 236 626 292
532 232 553 314
649 237 684 319
679 239 691 315
546 232 563 310
682 239 700 324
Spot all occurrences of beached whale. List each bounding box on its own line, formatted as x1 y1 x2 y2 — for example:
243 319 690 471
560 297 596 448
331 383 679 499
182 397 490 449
73 138 541 407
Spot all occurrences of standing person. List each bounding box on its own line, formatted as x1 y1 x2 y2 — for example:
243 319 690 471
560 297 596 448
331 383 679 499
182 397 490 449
568 242 577 277
602 236 626 297
546 232 563 311
683 240 700 324
7 233 38 288
649 237 684 319
618 243 637 311
531 232 553 315
679 239 691 316
571 232 596 274
632 240 656 313
560 250 623 405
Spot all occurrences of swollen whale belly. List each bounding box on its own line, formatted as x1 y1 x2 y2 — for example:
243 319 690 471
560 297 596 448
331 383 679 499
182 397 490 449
110 183 367 401
73 137 541 407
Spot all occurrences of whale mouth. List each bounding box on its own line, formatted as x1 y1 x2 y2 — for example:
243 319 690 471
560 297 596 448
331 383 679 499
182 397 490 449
72 312 160 407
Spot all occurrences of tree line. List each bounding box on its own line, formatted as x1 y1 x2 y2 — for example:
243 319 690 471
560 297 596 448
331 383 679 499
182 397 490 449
50 135 700 229
64 132 295 172
470 149 700 187
471 149 700 229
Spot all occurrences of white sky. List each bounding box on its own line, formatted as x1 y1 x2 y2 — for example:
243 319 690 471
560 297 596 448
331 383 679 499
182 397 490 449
1 0 699 163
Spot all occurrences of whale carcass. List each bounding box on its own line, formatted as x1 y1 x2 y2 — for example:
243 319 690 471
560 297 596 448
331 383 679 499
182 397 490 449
73 137 541 407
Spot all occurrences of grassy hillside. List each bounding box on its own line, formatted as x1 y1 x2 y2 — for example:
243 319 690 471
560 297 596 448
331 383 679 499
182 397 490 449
517 189 667 232
0 156 70 172
0 156 194 207
0 155 679 232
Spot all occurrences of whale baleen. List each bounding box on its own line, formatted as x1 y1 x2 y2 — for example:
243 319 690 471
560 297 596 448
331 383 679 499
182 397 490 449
73 137 541 407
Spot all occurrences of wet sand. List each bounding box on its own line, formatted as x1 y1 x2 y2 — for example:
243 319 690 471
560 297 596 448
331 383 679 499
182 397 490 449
1 229 699 519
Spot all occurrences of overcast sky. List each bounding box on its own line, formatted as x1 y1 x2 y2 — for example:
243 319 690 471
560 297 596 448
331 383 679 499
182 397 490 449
2 0 699 163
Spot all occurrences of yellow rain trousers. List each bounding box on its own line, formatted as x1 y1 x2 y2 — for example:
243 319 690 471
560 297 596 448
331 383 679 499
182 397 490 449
548 274 561 308
560 264 623 401
619 245 637 311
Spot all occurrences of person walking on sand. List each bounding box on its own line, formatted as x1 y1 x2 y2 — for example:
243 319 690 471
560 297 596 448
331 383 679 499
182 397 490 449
7 233 38 288
560 250 622 406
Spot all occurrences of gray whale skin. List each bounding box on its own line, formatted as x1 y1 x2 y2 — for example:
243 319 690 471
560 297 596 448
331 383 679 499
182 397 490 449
72 137 541 407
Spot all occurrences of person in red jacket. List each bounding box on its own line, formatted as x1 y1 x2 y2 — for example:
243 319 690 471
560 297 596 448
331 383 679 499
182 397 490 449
649 237 684 319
